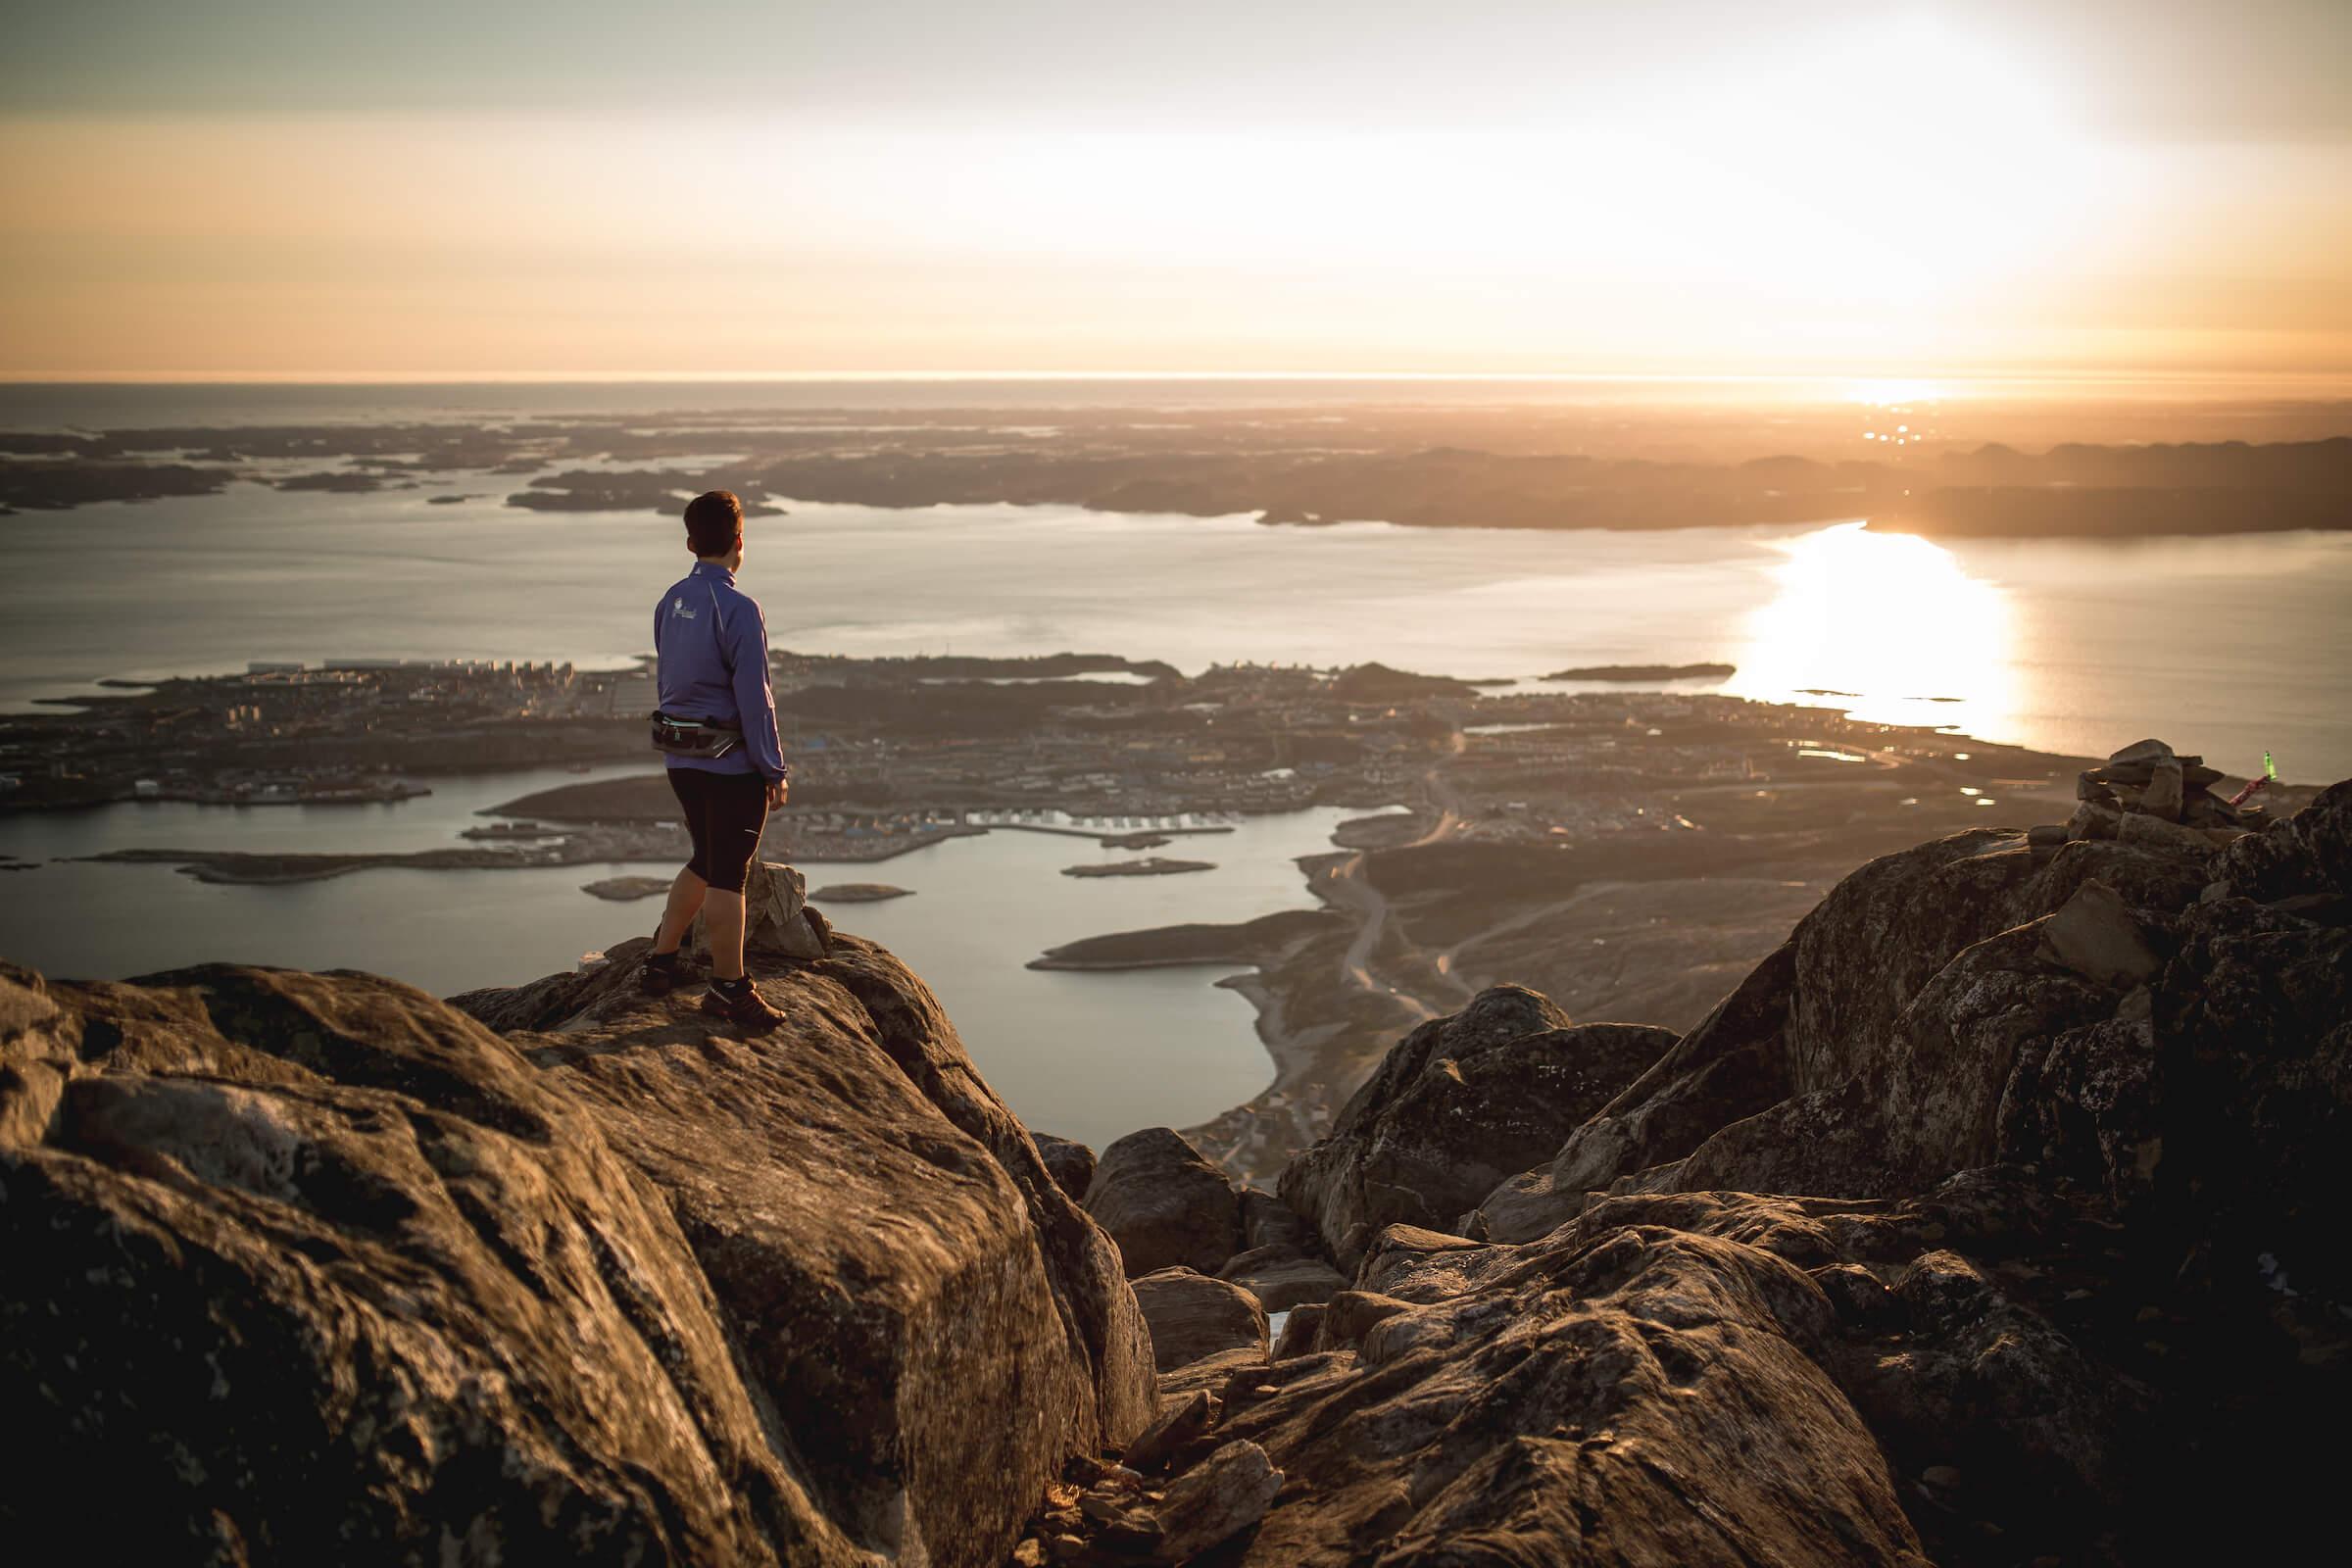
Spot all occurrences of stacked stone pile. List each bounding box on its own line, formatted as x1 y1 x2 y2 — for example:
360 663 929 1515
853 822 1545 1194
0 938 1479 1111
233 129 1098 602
2042 736 2266 854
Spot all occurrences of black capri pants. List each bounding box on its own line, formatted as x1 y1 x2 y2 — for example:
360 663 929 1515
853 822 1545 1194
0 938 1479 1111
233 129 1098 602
666 767 768 893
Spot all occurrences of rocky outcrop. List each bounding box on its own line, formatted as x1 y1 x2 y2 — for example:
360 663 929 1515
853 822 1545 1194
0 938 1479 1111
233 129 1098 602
1033 1131 1098 1202
15 760 2347 1567
2 961 836 1565
1238 1185 1314 1252
1217 1245 1348 1313
1152 1441 1284 1560
0 927 1154 1566
1024 769 2344 1566
1084 1126 1243 1278
1278 986 1671 1264
1130 1267 1268 1373
1224 1166 2249 1566
1223 1201 1937 1565
1468 817 2229 1242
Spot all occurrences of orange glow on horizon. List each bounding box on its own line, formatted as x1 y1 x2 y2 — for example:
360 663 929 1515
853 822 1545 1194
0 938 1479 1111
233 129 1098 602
1 11 2344 380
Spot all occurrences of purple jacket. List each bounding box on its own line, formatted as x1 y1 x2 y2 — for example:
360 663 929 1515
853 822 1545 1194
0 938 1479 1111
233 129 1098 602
654 562 787 779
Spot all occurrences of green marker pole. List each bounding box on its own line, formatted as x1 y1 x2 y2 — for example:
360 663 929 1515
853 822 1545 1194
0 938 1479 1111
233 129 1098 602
2264 751 2278 781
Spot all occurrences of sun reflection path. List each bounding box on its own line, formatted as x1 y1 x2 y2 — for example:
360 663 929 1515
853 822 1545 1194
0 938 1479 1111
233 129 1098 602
1727 522 2017 737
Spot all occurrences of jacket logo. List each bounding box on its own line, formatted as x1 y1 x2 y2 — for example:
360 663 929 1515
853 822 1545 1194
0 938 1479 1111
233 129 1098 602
672 597 698 619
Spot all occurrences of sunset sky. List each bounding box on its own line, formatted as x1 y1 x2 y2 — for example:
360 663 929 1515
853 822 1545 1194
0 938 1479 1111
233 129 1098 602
3 0 2347 379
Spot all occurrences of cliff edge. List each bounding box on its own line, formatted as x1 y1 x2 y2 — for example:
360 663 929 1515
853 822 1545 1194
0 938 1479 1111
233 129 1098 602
0 925 1153 1565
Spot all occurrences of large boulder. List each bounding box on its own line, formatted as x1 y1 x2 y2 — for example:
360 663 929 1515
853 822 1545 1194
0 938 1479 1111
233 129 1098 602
1237 1185 1315 1252
0 961 852 1565
1197 1165 2337 1566
1130 1267 1269 1372
1084 1126 1242 1278
1136 1262 1273 1400
1278 986 1670 1264
1216 1198 1936 1566
510 935 1157 1560
1470 827 2224 1242
1218 1245 1348 1313
1031 1131 1097 1202
1653 799 2349 1224
2210 775 2352 903
695 858 829 961
1670 917 2120 1200
0 931 1156 1567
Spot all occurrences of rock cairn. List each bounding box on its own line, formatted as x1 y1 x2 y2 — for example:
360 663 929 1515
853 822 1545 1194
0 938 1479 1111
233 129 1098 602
2035 736 2266 854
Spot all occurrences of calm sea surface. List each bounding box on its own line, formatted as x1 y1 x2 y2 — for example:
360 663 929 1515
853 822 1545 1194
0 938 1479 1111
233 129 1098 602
4 395 2349 1141
4 481 2347 777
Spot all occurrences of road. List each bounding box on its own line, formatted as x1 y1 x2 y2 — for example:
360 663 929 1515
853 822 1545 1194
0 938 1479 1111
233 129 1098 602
1317 760 1473 1025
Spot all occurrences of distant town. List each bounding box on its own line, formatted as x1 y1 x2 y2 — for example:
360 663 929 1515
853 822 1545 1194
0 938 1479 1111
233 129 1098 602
0 657 640 809
13 639 2311 1181
7 647 1828 850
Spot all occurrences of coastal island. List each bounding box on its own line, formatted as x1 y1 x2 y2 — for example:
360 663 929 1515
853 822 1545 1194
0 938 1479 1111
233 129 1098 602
1062 857 1215 878
1544 662 1736 681
581 875 672 901
808 883 914 903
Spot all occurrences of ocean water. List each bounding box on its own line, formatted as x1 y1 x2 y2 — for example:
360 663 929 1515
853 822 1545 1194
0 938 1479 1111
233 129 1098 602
0 773 1375 1149
3 480 2348 780
5 396 2350 1143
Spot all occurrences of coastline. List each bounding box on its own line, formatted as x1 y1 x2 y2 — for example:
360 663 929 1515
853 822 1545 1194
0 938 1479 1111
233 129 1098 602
1039 715 2142 1185
74 821 993 883
9 627 2322 1179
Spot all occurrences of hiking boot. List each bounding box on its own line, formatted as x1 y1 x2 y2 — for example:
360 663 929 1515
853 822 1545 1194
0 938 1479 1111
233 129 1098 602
639 947 698 997
702 976 786 1033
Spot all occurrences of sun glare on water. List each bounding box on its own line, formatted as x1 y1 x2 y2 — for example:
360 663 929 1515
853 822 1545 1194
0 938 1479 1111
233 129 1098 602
1845 380 1947 409
1730 522 2016 735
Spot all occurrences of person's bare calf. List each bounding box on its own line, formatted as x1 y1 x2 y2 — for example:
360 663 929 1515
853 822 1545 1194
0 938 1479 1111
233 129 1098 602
654 867 707 954
703 888 749 981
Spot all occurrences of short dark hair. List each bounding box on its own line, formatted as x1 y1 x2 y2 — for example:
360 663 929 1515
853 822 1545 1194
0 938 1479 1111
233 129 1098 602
684 490 743 556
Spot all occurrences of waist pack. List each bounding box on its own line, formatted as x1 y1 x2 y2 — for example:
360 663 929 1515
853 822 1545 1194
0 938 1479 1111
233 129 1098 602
649 710 743 760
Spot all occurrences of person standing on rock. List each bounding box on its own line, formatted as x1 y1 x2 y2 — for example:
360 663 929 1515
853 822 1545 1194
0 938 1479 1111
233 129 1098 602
641 490 791 1031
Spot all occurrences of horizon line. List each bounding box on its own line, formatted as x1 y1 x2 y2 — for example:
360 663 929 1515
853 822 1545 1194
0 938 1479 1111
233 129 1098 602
5 368 2351 393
